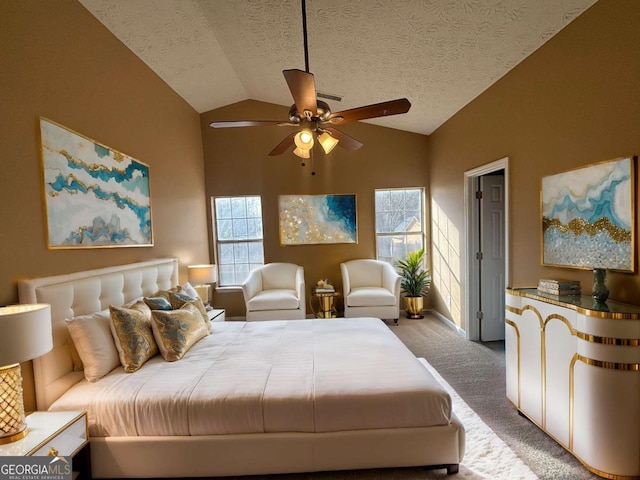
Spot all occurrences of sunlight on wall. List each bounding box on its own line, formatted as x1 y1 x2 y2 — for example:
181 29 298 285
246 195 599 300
431 199 462 326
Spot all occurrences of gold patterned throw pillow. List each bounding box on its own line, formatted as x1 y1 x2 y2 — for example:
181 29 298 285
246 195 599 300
143 296 173 311
150 302 210 362
152 288 210 329
150 287 183 307
109 301 158 372
168 292 209 324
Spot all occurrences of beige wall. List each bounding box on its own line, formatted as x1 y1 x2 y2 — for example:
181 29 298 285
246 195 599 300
427 0 640 329
2 0 210 409
201 100 429 316
5 0 637 409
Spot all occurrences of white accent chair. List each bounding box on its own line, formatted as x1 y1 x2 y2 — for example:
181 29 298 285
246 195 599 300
242 263 306 321
340 259 401 324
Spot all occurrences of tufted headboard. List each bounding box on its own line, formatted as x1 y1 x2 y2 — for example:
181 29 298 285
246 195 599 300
18 258 179 410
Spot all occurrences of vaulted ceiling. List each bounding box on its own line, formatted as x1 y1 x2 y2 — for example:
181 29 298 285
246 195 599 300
79 0 596 135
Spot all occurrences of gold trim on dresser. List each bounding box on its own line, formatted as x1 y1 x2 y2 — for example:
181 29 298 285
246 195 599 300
504 319 521 408
576 332 640 346
569 354 578 451
506 304 639 345
576 355 640 371
543 314 577 335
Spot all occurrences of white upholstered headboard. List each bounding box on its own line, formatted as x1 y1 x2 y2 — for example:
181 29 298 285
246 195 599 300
18 258 179 410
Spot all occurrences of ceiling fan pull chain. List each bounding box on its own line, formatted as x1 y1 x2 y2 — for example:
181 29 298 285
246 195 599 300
301 0 310 73
310 144 316 176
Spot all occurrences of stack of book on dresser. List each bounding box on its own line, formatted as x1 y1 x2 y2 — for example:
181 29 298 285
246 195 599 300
537 279 581 298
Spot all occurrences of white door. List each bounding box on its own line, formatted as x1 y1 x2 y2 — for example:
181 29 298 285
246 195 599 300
479 174 505 341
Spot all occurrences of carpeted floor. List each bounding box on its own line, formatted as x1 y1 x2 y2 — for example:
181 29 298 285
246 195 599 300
391 315 600 480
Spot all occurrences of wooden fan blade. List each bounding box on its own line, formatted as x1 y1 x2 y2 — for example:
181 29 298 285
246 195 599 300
210 120 296 128
283 69 317 117
325 127 363 151
268 132 297 156
327 98 411 125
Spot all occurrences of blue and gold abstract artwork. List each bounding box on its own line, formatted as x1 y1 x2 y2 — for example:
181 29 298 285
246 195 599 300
279 194 357 245
39 118 153 248
541 156 635 271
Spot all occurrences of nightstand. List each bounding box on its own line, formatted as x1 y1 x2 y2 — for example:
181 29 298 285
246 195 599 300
207 308 225 322
0 411 90 479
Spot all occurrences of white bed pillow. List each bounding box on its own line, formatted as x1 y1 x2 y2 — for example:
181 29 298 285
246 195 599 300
65 310 120 382
181 282 200 300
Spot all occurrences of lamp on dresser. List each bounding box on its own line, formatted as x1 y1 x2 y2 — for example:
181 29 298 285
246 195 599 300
0 304 52 444
188 264 218 305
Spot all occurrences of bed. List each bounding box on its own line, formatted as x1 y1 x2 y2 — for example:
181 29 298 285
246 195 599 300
18 258 465 478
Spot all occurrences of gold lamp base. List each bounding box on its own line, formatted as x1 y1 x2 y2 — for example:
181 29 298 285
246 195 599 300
194 284 211 304
0 363 28 445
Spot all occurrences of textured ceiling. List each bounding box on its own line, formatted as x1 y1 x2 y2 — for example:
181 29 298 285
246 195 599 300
79 0 596 135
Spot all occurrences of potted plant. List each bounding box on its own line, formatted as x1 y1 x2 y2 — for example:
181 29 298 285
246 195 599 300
396 249 431 319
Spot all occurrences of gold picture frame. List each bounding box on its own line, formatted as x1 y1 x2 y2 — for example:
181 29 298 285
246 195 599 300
39 117 153 249
541 156 636 272
279 194 357 245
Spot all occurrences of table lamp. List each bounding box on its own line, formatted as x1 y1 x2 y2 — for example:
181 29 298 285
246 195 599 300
188 264 217 304
0 304 52 445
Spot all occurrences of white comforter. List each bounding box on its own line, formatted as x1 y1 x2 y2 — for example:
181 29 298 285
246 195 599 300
50 318 452 437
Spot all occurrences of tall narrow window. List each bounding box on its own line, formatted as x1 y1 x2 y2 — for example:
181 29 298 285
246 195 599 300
375 187 425 265
213 196 264 287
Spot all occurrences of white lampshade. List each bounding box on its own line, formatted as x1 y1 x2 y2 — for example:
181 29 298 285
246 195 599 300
318 131 339 154
188 265 217 305
0 304 52 444
294 129 314 149
188 264 218 285
0 304 52 366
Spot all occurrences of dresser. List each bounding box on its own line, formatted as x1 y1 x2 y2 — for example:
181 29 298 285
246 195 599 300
505 288 640 479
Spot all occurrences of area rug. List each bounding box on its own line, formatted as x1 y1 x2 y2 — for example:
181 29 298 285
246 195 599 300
418 358 539 480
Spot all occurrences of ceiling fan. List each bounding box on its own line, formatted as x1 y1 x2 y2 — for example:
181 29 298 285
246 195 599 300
209 0 411 162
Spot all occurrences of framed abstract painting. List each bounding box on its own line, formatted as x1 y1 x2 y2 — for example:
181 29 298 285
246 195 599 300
279 194 357 245
39 117 153 248
541 156 635 272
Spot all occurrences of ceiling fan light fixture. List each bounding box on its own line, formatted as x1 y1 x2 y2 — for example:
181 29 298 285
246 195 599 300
294 129 314 149
293 146 311 159
318 131 339 154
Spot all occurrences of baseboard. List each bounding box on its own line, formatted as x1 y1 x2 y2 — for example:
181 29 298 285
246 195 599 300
425 309 466 337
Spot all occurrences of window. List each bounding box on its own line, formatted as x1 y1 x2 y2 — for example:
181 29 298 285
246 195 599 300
213 196 264 286
375 187 425 266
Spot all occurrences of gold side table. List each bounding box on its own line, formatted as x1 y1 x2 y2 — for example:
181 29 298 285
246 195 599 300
311 290 341 318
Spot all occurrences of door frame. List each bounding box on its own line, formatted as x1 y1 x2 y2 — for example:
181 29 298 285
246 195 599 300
463 157 510 341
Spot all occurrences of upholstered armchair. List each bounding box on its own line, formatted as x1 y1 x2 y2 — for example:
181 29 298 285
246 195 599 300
242 263 306 321
340 259 401 323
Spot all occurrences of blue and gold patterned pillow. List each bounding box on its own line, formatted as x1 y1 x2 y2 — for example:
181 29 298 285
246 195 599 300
109 301 158 373
166 291 209 325
150 302 210 362
151 286 186 310
143 296 173 311
151 288 210 328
